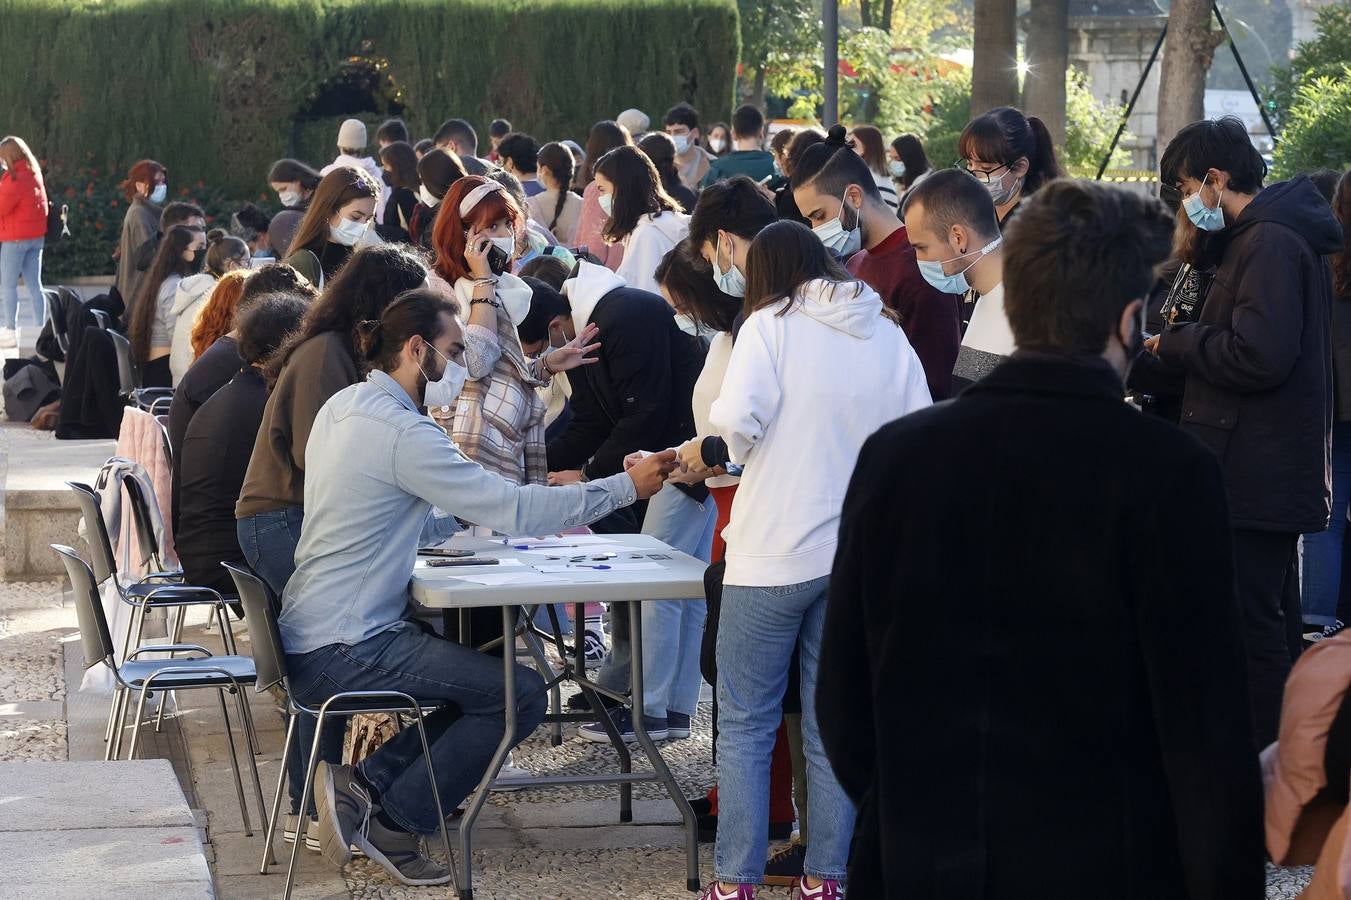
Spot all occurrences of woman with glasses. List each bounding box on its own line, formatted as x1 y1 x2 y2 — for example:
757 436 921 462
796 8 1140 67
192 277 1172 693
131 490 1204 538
957 106 1064 227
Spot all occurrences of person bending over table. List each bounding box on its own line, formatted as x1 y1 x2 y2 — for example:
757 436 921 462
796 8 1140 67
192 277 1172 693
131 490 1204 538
281 287 675 886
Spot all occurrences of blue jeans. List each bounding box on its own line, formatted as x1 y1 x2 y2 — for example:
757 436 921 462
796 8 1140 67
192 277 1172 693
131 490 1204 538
715 576 854 884
236 505 342 813
286 621 548 834
1303 421 1351 625
0 237 45 329
593 484 716 715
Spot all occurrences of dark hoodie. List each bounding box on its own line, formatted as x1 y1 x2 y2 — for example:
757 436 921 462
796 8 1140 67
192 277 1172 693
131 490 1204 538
1158 176 1344 533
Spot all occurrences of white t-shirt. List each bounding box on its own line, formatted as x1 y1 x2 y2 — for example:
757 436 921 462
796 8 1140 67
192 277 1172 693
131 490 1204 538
690 331 740 489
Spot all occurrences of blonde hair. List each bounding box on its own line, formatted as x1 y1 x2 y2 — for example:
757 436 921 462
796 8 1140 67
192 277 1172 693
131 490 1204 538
0 136 40 175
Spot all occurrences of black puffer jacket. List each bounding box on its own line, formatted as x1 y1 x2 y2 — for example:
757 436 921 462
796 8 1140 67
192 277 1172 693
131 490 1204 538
1158 176 1343 533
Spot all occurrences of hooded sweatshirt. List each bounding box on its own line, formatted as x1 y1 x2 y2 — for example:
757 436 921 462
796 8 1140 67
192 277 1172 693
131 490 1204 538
616 210 689 296
547 262 706 481
711 278 932 586
1159 176 1344 532
168 272 217 385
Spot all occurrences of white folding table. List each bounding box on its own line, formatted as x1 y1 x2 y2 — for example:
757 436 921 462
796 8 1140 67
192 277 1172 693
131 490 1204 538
409 532 706 899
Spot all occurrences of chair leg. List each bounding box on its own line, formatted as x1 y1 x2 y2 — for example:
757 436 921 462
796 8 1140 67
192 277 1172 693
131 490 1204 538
232 686 269 836
109 683 134 760
411 706 458 887
284 713 328 900
216 604 260 756
216 688 254 836
126 684 154 759
103 684 124 750
261 713 298 874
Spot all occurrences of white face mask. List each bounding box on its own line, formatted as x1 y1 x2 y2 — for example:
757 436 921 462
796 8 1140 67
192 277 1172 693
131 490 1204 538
709 138 727 154
278 189 303 208
598 192 614 217
420 342 468 410
670 134 690 155
812 191 863 257
330 217 368 246
418 184 441 208
489 235 516 261
149 184 168 205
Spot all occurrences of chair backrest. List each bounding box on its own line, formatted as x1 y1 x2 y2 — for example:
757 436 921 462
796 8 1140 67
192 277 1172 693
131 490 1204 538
44 289 68 353
107 330 136 394
87 308 111 331
66 480 118 584
120 473 161 573
51 544 116 670
154 415 173 465
222 562 288 691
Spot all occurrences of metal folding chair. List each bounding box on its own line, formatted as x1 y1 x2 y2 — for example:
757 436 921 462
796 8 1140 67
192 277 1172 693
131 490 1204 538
53 544 267 834
222 563 458 899
108 328 174 410
67 479 235 759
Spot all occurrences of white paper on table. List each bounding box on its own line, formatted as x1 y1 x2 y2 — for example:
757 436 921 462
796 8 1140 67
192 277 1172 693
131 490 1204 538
448 571 558 586
502 534 632 547
516 545 649 558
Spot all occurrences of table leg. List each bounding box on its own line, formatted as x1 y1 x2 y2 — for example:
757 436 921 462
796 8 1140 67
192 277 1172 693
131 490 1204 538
627 602 700 891
455 605 520 900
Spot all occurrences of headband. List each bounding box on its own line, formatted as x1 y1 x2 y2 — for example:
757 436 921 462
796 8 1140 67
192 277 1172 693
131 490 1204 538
459 181 505 218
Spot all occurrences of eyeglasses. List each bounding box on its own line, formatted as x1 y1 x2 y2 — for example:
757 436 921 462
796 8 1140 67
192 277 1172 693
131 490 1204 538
955 159 1012 185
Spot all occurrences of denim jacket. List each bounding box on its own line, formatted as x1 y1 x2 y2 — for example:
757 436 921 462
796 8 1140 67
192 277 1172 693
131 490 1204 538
279 369 637 654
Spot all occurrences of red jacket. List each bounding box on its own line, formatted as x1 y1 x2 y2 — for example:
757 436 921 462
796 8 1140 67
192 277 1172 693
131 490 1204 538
0 160 49 242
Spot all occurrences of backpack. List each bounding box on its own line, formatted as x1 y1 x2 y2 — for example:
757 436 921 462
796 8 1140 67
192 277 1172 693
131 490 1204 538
4 359 61 423
46 200 69 242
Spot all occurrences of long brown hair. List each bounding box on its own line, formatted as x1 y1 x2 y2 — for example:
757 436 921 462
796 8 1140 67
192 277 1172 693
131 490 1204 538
286 165 380 258
1334 170 1351 300
849 125 888 178
191 269 249 358
264 244 428 384
595 146 681 243
582 120 632 185
743 220 860 319
0 136 40 180
129 225 200 362
536 142 576 233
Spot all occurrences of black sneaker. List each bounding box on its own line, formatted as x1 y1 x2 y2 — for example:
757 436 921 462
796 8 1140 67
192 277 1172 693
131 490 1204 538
666 710 692 739
353 815 452 886
1304 620 1346 648
566 690 622 712
578 708 668 742
762 840 806 886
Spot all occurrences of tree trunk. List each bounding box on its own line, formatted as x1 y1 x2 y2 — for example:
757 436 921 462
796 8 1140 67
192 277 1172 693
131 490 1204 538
1022 0 1069 148
1157 0 1221 155
881 0 895 32
860 0 873 28
972 0 1020 116
751 64 767 111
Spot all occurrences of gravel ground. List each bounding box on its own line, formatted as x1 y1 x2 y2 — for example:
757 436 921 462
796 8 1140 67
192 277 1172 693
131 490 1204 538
0 580 72 765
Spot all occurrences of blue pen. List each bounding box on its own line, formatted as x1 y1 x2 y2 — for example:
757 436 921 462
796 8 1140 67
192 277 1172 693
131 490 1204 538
569 564 611 570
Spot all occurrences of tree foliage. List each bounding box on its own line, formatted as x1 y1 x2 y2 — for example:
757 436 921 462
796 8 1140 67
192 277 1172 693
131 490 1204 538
1270 1 1351 125
1271 66 1351 178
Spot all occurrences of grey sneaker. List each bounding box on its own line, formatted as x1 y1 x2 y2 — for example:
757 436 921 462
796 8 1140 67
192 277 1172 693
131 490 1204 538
314 762 372 869
353 814 453 886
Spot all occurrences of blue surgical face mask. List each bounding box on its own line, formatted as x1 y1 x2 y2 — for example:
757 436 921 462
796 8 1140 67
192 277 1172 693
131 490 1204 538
598 192 614 217
888 160 906 179
149 184 168 205
1183 175 1226 232
811 191 863 257
712 234 745 298
916 236 1002 295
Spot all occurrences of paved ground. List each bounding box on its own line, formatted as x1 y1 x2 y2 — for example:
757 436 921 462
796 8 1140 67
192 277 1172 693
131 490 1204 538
0 421 1319 898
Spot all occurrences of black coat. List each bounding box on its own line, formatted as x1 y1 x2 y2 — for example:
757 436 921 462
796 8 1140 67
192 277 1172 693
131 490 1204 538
819 354 1263 900
546 286 705 481
1158 177 1343 533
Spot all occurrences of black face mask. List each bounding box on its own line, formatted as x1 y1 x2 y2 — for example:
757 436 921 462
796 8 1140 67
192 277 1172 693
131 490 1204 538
189 249 205 268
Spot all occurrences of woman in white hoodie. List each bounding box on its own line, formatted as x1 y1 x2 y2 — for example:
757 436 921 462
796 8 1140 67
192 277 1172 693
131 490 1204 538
593 146 689 297
168 230 249 384
681 220 932 900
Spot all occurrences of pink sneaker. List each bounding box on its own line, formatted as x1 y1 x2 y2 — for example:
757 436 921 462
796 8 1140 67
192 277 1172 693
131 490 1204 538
795 878 844 899
699 883 754 900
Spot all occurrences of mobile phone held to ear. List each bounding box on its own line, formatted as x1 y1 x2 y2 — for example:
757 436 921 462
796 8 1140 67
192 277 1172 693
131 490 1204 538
487 242 511 276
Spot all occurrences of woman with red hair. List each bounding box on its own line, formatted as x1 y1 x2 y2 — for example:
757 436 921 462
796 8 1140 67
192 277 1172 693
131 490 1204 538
115 159 167 307
430 175 598 485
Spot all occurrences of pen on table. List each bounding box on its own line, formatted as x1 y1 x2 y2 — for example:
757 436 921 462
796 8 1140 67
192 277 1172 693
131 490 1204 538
509 542 579 550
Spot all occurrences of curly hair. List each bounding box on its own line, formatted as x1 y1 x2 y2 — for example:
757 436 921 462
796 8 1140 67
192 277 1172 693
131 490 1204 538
190 269 249 359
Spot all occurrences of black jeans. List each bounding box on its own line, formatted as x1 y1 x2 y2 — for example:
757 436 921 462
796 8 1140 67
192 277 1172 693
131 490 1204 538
1232 529 1300 747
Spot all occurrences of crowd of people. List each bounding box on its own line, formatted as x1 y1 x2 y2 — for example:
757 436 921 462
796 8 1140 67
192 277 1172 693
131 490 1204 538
5 95 1351 898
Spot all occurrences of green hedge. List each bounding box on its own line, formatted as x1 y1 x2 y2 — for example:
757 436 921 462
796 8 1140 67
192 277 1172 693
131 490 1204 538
1 0 739 276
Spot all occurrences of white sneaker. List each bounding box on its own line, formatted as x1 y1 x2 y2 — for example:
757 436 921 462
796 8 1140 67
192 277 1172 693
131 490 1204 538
492 751 533 791
0 328 16 349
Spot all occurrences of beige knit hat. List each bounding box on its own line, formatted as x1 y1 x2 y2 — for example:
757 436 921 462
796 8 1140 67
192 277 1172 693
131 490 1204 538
617 109 649 136
337 118 367 150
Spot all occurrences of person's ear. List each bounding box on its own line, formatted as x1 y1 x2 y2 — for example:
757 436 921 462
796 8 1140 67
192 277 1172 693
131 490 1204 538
949 223 968 255
1118 298 1144 346
1208 167 1229 193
